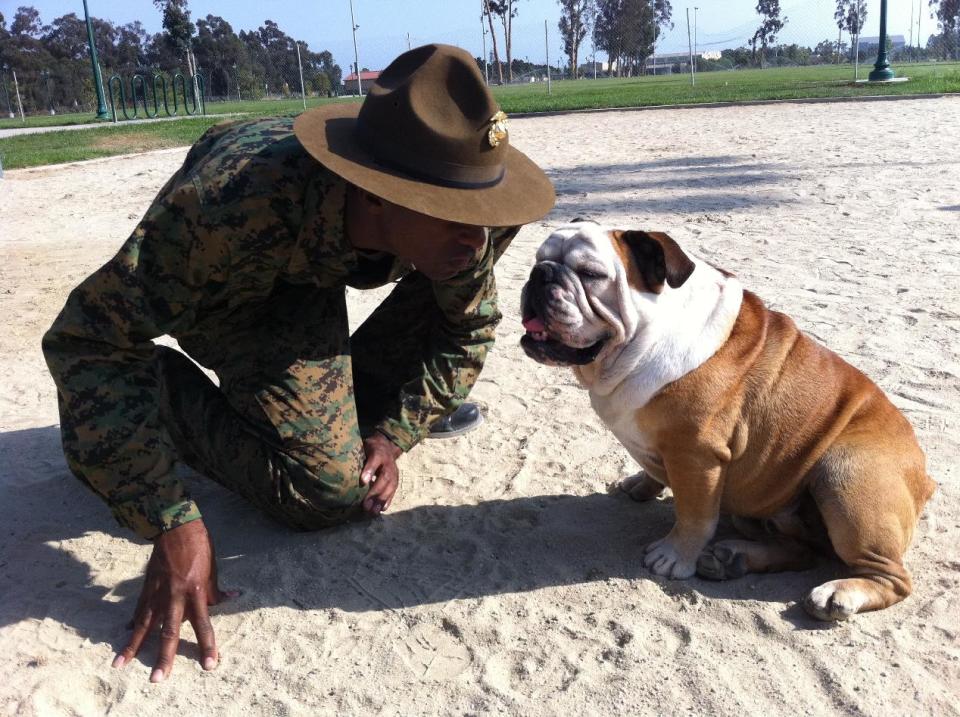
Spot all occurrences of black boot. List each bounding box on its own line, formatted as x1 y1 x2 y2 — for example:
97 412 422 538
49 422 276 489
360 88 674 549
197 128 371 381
427 403 484 439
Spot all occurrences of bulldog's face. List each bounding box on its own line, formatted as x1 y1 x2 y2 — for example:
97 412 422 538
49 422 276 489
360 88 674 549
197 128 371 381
520 221 696 366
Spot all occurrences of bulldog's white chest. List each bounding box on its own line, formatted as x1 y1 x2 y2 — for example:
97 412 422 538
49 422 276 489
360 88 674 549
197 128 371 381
589 390 661 475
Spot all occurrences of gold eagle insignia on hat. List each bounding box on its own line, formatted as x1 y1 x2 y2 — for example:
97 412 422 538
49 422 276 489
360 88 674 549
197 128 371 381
487 110 508 147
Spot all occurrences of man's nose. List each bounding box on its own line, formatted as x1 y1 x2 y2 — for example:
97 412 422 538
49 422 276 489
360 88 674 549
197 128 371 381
456 226 487 250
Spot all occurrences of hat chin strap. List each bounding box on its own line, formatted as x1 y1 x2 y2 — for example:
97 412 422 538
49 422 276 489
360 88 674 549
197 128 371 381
355 115 506 189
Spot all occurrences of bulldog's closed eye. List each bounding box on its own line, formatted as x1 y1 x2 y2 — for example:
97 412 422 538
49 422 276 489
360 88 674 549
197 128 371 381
577 269 607 280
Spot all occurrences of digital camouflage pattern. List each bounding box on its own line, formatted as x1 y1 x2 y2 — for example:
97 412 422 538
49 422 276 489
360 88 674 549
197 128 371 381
42 117 519 540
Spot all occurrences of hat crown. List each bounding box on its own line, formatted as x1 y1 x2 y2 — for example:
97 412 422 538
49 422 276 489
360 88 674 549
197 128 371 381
356 44 506 188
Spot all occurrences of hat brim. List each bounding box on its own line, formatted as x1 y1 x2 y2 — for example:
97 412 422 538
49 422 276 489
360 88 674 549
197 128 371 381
293 103 555 227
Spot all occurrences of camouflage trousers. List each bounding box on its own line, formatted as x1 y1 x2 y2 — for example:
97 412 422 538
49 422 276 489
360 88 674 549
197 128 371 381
44 273 444 538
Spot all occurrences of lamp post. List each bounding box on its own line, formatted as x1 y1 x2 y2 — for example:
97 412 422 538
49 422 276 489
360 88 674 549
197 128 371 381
1 65 14 119
40 69 56 115
82 0 111 119
868 0 895 81
348 0 362 96
693 6 699 75
232 62 240 102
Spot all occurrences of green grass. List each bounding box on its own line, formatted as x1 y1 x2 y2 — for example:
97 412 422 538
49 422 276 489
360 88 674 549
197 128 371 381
2 62 957 170
0 95 355 130
0 116 232 168
494 61 960 112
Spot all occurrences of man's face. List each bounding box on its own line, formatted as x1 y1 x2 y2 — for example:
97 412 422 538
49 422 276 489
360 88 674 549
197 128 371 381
379 200 488 281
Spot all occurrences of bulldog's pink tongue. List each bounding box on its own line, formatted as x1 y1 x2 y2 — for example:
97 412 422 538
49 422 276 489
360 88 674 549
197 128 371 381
523 316 550 342
523 316 546 333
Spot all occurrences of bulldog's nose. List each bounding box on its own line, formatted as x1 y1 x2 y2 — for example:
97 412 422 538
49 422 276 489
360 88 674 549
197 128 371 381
531 261 562 286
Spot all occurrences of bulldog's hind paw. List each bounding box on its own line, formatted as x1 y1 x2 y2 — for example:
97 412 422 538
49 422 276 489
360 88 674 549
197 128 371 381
619 472 665 502
643 537 697 579
696 544 749 581
803 580 869 621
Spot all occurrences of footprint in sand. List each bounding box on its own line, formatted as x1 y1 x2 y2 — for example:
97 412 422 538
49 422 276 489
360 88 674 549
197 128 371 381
396 620 472 681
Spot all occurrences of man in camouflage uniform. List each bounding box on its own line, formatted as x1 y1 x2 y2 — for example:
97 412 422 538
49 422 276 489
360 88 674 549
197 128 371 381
42 44 554 683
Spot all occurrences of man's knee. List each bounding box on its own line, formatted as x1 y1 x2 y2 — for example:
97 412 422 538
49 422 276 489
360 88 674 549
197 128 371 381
264 449 367 531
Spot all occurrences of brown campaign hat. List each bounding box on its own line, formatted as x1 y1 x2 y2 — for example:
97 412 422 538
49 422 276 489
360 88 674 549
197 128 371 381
293 43 555 227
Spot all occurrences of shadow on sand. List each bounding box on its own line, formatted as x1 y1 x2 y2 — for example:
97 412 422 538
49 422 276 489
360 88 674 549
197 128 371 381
0 425 845 658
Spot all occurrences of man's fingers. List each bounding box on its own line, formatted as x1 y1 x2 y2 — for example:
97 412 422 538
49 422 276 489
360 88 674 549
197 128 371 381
114 606 155 668
151 601 185 683
360 455 382 486
363 465 398 515
189 597 219 671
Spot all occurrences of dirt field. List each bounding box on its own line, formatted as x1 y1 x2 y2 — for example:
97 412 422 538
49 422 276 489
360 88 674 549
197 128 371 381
1 97 959 716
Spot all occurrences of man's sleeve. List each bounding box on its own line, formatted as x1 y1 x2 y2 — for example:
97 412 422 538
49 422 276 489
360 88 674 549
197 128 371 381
42 170 219 540
373 226 521 451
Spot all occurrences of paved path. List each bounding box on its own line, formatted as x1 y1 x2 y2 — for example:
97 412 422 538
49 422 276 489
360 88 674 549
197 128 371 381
0 112 245 139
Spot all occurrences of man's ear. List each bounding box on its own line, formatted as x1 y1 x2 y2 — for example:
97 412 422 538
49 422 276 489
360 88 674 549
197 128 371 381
620 230 695 293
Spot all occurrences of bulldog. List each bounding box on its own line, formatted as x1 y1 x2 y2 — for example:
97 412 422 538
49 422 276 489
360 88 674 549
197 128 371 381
521 221 935 620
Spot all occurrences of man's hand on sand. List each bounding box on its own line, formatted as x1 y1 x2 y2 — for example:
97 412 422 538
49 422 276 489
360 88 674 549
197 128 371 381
361 432 402 515
112 519 237 682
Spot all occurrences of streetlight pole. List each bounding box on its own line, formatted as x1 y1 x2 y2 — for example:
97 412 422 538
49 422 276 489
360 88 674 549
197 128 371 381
868 0 895 81
82 0 111 119
348 0 363 96
1 65 14 119
694 6 699 76
41 69 56 115
233 62 240 101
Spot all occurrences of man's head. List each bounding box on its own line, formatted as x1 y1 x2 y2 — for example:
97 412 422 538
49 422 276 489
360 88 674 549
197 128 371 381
294 43 554 229
347 184 487 281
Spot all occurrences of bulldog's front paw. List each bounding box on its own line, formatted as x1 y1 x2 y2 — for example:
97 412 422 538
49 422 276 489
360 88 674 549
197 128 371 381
643 536 697 579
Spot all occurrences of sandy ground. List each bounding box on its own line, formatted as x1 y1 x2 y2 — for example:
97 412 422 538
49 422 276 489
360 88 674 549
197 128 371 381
1 97 959 716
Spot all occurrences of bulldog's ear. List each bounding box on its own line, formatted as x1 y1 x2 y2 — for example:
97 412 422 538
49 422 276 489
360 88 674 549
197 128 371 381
620 231 696 293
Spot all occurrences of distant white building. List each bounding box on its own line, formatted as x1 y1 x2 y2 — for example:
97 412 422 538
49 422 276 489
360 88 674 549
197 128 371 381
858 35 906 50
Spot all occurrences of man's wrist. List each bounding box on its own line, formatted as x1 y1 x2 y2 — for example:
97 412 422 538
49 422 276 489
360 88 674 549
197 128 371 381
371 430 403 459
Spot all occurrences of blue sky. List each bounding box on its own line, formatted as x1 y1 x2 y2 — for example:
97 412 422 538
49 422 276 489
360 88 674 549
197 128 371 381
1 1 935 70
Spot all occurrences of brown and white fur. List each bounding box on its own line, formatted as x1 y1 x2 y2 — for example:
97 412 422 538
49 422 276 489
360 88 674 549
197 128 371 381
520 221 935 621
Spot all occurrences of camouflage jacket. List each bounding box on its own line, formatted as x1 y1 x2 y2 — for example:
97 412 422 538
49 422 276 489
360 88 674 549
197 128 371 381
149 117 517 451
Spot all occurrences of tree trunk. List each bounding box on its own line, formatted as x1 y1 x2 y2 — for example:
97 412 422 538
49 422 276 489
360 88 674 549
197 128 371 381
501 1 513 83
484 3 504 84
836 26 841 64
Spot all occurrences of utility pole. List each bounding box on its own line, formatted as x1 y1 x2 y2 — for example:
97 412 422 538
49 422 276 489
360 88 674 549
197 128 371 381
909 0 914 51
349 0 363 96
854 3 861 80
295 40 307 110
651 0 657 76
686 8 695 86
12 69 25 122
82 0 111 119
545 19 551 95
406 33 411 50
917 0 922 57
693 6 699 75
